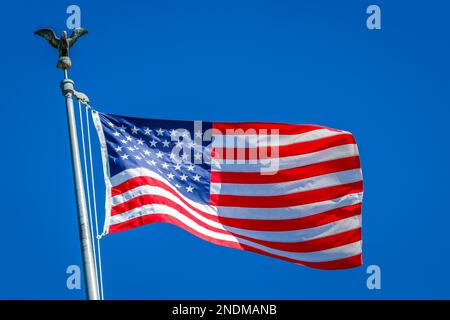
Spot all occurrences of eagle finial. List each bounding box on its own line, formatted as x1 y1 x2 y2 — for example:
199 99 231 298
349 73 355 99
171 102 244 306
34 27 88 69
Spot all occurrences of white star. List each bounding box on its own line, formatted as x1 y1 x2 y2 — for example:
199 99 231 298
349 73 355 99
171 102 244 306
167 173 175 180
156 151 164 158
186 185 194 193
194 152 202 161
120 139 128 144
146 160 156 166
119 125 127 132
149 139 157 147
162 140 170 148
137 138 144 145
170 129 177 138
175 184 181 189
180 174 188 181
143 150 151 156
115 146 123 152
156 128 164 136
193 174 201 182
194 130 202 138
175 141 183 148
144 128 152 135
113 131 120 137
181 153 189 161
169 153 178 161
131 126 139 134
174 163 181 171
188 141 197 148
187 164 195 171
181 131 189 138
126 136 133 142
134 155 142 160
127 146 134 152
161 163 169 169
107 121 115 127
121 154 129 160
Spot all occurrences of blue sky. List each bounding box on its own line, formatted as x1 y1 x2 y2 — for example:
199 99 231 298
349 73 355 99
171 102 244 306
0 0 449 299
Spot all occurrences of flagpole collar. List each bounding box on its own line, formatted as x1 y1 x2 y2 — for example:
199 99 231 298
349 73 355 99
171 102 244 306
61 79 75 96
60 79 90 104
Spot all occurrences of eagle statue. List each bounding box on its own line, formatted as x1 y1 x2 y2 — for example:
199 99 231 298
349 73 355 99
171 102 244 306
34 28 88 69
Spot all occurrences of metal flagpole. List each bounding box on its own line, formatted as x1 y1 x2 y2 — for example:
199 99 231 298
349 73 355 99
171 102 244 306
34 28 100 300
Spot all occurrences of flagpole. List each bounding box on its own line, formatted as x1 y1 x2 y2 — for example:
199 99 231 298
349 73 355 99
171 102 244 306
61 73 100 300
34 28 100 300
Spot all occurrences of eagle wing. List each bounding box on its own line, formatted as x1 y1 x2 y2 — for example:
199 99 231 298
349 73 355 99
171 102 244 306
68 28 88 48
34 28 59 48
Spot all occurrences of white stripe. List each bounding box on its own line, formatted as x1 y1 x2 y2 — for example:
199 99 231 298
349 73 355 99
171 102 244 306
211 144 359 172
109 204 361 262
216 192 363 219
222 216 361 243
111 193 361 242
210 169 362 196
212 129 348 148
110 167 363 220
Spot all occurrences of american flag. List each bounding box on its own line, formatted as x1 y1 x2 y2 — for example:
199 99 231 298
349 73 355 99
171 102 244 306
93 111 363 270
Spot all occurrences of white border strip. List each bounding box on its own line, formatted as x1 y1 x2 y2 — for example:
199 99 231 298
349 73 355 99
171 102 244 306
92 111 112 235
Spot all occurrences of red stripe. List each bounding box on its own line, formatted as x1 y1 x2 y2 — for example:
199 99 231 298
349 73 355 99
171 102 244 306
213 122 340 135
212 134 355 160
108 213 362 269
211 156 361 184
210 181 363 208
217 203 362 231
112 176 171 197
236 227 361 253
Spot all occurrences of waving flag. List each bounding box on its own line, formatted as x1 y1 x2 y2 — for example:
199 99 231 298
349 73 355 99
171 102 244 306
93 111 363 270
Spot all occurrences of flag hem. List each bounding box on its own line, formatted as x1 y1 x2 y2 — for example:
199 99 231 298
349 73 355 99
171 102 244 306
92 110 113 236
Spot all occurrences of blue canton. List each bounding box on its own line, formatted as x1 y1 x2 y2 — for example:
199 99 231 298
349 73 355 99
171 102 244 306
98 112 212 203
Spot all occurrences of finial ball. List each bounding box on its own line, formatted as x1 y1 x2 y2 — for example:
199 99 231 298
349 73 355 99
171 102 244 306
57 56 72 70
